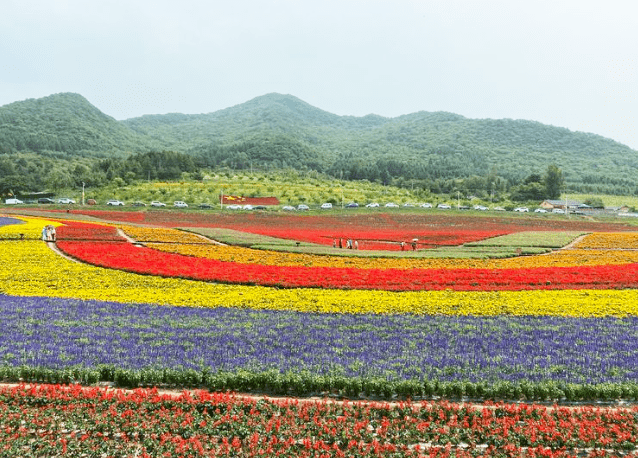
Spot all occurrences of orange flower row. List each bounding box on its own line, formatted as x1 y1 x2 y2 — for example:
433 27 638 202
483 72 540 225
573 232 638 250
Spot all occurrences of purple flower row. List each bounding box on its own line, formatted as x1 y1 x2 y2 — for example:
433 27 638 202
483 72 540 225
0 217 23 228
1 294 637 385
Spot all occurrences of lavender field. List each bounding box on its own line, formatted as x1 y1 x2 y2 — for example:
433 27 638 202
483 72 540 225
1 294 636 387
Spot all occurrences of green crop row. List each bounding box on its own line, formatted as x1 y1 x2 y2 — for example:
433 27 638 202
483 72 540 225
3 365 638 403
465 231 586 248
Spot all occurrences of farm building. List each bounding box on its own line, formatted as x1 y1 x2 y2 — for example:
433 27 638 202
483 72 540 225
539 199 584 211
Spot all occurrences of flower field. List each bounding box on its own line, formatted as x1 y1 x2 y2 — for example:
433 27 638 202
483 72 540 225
2 384 638 457
3 212 638 454
47 208 638 248
3 294 638 396
51 220 638 291
56 236 638 291
7 227 638 316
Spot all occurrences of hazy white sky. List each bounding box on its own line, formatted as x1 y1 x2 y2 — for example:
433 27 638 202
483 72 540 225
1 0 637 149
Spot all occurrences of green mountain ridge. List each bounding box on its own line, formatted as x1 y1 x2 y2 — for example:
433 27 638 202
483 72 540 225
1 92 637 194
0 93 156 156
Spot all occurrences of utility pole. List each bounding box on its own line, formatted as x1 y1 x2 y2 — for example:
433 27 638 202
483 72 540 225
82 182 85 206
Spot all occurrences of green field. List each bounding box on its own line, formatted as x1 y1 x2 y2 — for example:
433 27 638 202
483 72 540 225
465 231 585 248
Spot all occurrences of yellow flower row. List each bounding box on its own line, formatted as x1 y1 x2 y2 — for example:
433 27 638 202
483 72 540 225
573 232 638 250
2 216 638 317
120 225 211 244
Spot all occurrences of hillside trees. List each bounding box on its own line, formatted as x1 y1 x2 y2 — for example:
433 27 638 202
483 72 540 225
0 154 56 195
0 150 201 197
0 174 33 196
197 134 326 172
91 150 198 183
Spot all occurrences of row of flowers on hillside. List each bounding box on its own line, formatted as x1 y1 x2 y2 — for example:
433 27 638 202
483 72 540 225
56 236 638 291
53 208 638 249
119 224 638 270
2 221 638 315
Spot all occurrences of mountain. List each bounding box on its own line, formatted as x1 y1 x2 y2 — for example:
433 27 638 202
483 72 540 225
1 92 638 194
122 93 638 190
0 93 155 156
122 93 391 152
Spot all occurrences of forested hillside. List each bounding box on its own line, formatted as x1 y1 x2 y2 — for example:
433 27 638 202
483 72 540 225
1 92 638 197
0 93 156 156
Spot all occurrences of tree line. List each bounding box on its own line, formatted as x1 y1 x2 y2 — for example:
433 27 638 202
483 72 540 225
1 149 566 204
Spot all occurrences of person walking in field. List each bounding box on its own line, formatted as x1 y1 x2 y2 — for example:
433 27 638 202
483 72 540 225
42 226 48 241
354 240 359 250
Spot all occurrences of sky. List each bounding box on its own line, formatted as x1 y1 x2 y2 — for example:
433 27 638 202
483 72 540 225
1 0 637 149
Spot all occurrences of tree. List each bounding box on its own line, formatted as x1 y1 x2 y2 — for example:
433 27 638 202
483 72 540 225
46 170 72 193
584 197 604 208
0 175 29 196
510 182 546 201
544 164 563 199
524 173 542 184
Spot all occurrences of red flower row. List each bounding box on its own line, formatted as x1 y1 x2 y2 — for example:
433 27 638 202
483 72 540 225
1 383 636 457
56 239 638 291
55 222 124 242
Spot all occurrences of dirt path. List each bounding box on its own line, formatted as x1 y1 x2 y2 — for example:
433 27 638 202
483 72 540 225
116 228 145 246
46 241 80 263
560 233 588 250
